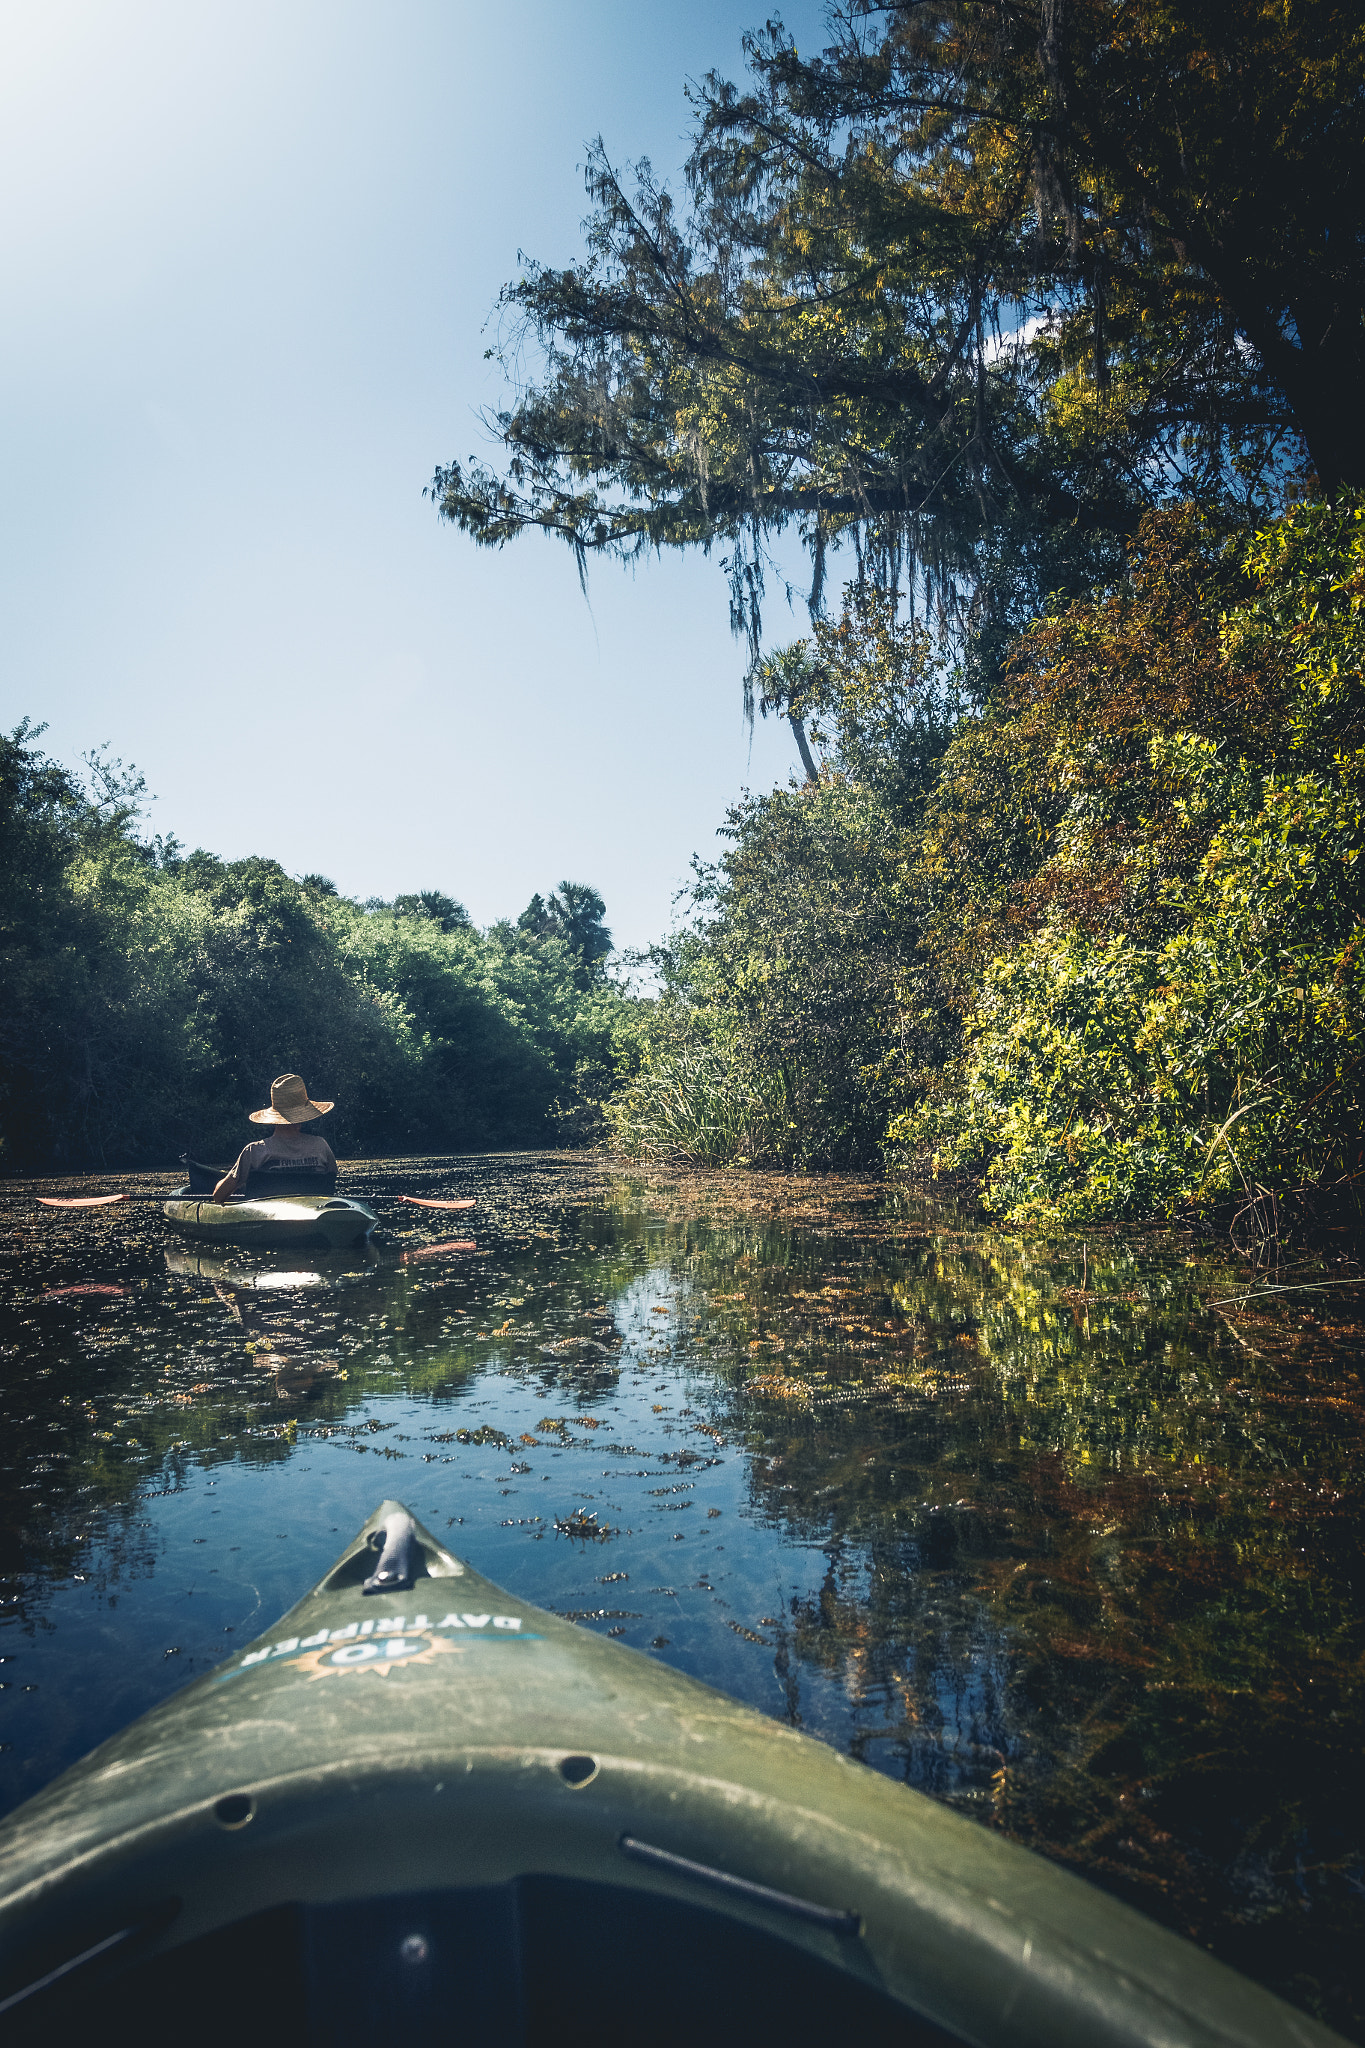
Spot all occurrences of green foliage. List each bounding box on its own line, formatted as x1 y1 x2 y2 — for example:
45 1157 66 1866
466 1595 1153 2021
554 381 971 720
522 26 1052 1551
389 889 472 931
611 498 1363 1219
915 504 1285 1001
0 726 632 1170
606 1030 793 1168
608 760 951 1170
758 585 958 814
516 881 613 987
610 582 970 1170
432 1 1362 673
895 500 1365 1225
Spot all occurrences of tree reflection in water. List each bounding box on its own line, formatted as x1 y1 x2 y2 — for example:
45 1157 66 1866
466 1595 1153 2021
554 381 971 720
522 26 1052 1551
665 1179 1364 2032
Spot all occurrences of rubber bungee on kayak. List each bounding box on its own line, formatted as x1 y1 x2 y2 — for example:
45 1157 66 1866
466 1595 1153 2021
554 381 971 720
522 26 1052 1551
162 1190 378 1251
0 1503 1345 2048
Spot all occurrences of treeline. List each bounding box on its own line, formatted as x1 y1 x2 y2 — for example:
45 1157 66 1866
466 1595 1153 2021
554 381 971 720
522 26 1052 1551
0 723 629 1171
610 498 1365 1227
7 489 1361 1222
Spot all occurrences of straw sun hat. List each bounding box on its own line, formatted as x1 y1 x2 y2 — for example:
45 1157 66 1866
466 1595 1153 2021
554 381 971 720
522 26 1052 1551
248 1074 335 1125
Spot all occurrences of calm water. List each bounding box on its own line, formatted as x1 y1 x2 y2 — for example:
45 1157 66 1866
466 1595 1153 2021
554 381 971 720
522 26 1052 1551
1 1154 1363 2036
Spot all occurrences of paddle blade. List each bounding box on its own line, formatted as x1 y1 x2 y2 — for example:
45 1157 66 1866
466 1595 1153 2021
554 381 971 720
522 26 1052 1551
37 1194 131 1209
398 1195 475 1211
41 1284 128 1301
401 1239 477 1263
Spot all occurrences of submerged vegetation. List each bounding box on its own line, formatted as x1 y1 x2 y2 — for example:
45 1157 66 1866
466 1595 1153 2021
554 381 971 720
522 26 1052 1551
0 722 628 1170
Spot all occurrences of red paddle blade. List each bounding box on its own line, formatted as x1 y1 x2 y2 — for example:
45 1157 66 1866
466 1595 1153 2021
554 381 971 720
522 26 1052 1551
398 1195 476 1211
37 1194 130 1209
41 1284 128 1301
401 1239 477 1262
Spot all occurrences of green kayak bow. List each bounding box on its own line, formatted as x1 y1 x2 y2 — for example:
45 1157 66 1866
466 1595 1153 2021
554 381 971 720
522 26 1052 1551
0 1503 1344 2048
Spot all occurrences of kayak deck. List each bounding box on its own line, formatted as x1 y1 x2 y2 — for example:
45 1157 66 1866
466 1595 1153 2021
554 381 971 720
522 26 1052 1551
163 1190 378 1250
0 1503 1345 2048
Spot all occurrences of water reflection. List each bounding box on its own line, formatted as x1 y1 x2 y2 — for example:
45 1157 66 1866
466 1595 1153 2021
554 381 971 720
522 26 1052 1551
0 1155 1362 2035
163 1246 380 1290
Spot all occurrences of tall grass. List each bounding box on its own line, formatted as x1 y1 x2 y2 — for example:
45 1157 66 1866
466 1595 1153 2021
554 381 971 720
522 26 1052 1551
606 1040 793 1165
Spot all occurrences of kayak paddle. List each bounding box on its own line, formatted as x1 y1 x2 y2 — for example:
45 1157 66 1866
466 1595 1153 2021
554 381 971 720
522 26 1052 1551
32 1191 475 1211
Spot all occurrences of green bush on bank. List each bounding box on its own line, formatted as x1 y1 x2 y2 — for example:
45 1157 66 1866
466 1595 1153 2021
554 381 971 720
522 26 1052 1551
614 499 1364 1224
606 769 947 1171
607 591 960 1171
894 502 1364 1223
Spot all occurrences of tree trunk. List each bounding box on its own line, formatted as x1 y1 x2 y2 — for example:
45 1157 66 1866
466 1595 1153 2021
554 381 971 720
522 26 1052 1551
790 715 820 785
1212 275 1365 491
1277 343 1365 492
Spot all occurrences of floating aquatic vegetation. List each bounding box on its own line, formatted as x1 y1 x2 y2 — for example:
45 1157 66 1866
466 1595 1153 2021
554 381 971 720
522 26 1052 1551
553 1510 616 1543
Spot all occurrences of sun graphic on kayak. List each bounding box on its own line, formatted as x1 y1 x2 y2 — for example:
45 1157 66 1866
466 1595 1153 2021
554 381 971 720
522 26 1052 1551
294 1630 466 1681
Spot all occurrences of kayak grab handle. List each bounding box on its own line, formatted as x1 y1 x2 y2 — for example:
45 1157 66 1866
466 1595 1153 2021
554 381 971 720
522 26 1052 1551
619 1836 860 1936
362 1510 418 1594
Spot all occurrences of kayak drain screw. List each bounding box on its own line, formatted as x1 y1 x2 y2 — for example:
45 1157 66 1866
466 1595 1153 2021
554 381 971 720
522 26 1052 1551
213 1794 254 1830
560 1754 598 1787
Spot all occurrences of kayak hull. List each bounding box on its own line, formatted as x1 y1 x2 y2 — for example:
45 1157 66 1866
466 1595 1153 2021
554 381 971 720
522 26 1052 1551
0 1503 1344 2047
162 1191 378 1250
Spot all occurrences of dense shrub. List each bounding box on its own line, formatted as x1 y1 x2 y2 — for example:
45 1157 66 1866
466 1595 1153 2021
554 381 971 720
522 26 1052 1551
893 500 1365 1223
614 499 1364 1227
608 774 945 1171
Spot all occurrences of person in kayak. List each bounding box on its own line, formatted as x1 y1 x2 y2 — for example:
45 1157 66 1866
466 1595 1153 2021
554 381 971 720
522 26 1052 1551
211 1073 337 1200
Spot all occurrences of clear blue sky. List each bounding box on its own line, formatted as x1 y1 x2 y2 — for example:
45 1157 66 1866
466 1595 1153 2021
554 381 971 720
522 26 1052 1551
0 0 829 953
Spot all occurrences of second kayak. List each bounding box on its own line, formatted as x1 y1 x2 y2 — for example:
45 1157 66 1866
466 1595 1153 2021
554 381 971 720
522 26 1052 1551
162 1191 378 1250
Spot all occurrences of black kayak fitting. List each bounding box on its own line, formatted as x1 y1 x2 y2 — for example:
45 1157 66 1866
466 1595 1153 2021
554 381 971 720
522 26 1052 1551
361 1508 418 1594
0 1501 1347 2048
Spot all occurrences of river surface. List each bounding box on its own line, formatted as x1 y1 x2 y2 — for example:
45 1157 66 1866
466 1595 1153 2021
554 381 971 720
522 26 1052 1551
1 1153 1362 2036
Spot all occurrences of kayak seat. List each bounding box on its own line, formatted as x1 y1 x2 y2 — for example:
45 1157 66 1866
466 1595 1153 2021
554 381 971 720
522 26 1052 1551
243 1173 340 1198
178 1154 339 1200
13 1877 956 2048
178 1153 226 1194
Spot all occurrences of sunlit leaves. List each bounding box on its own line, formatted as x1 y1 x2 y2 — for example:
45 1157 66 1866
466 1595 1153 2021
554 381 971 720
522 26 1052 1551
897 497 1365 1223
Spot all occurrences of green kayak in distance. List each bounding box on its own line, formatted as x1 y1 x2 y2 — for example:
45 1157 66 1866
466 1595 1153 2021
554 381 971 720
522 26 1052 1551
162 1189 379 1251
0 1502 1344 2048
